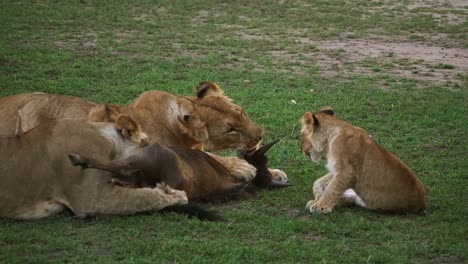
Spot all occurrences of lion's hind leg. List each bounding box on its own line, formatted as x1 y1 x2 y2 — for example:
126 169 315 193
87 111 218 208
342 189 367 208
69 182 188 217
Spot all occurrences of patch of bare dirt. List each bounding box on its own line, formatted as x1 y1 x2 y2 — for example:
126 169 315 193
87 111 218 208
171 42 203 60
408 0 468 10
429 255 466 264
303 234 325 241
315 38 467 85
0 58 18 67
191 10 226 26
53 32 99 52
114 29 139 44
266 36 466 87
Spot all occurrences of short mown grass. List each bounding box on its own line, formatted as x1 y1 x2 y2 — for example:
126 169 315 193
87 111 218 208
0 1 466 263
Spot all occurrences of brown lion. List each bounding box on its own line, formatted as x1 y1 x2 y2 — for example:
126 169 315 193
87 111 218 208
0 82 288 183
300 106 426 214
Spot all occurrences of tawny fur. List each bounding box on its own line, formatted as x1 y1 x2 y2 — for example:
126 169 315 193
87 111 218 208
300 106 426 214
0 117 187 220
0 82 287 182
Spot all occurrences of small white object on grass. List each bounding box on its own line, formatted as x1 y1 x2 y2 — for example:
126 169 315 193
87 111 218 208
291 99 297 104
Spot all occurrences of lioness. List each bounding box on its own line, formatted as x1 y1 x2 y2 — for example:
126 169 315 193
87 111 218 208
0 115 187 219
0 82 288 183
300 107 426 214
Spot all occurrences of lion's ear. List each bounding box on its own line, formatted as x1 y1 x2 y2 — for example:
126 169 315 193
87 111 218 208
115 114 149 145
115 115 138 137
301 112 314 126
196 81 224 98
88 104 122 122
178 113 205 128
301 112 320 129
319 106 334 116
177 113 208 143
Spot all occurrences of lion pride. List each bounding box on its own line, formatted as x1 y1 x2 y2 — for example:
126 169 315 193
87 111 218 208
300 106 426 214
0 82 288 183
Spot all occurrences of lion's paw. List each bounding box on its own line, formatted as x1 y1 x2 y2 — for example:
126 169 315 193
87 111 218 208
155 183 188 205
306 199 333 214
229 160 257 182
269 168 288 183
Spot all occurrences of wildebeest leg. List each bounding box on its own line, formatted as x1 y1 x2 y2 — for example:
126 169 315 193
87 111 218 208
68 153 139 184
69 181 188 217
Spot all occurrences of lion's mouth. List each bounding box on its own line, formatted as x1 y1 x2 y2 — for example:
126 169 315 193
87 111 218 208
237 141 261 156
309 152 322 163
236 145 258 157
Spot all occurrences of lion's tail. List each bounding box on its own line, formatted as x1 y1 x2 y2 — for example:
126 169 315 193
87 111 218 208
160 204 223 222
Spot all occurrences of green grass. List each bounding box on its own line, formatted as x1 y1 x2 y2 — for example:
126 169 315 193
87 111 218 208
0 0 467 263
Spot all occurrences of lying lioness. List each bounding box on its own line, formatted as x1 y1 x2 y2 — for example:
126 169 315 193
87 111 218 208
300 106 426 214
0 115 188 220
68 140 289 201
0 82 287 183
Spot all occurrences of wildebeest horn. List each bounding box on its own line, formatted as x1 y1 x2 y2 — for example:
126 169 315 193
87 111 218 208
269 180 293 188
256 139 280 156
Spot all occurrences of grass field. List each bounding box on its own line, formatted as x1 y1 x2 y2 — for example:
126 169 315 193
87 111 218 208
0 0 467 263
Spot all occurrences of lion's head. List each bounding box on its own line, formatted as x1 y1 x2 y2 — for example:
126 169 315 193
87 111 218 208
178 82 264 152
300 106 335 162
88 82 265 152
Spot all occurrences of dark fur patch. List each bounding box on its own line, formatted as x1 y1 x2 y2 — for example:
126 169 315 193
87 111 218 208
320 109 334 116
312 115 319 128
160 204 223 221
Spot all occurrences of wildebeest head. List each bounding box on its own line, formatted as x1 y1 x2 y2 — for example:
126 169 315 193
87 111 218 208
238 139 291 188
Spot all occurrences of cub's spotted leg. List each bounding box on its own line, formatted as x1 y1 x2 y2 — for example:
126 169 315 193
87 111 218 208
207 153 256 182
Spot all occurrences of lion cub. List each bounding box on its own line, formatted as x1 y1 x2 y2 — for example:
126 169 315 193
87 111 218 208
300 106 426 214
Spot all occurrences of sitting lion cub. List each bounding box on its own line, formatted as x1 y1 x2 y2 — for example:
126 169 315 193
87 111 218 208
300 106 426 214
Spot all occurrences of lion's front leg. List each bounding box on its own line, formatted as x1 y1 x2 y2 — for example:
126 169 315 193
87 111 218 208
269 168 288 183
307 173 356 212
70 182 188 217
207 153 256 182
312 173 334 201
307 170 354 214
